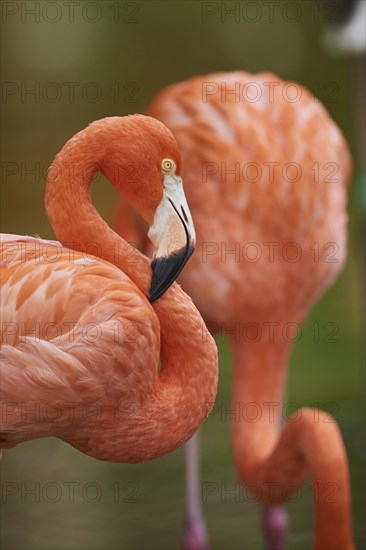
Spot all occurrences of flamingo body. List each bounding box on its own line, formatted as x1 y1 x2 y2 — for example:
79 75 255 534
1 235 158 456
115 73 354 548
146 72 350 326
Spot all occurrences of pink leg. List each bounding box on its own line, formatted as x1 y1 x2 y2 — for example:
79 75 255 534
182 431 209 550
261 506 289 550
182 434 288 550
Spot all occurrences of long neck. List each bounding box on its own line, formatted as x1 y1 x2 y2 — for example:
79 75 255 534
111 293 218 463
45 124 151 293
230 334 354 549
230 334 291 477
45 123 218 462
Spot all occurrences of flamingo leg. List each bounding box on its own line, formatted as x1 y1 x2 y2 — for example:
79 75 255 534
182 431 209 550
261 403 289 550
182 429 289 550
261 506 289 550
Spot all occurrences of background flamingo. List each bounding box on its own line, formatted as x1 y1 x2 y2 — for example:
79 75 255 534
114 72 354 549
0 115 218 462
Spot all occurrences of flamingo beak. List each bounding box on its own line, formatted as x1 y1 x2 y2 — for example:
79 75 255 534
148 170 196 302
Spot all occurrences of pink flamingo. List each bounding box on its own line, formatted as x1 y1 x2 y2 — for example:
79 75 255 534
115 73 354 549
0 115 218 463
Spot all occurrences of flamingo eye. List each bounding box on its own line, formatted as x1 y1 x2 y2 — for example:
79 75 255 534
161 158 176 174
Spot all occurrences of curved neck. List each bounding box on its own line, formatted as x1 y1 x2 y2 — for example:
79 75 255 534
230 334 291 471
45 125 151 296
229 335 354 548
45 121 218 462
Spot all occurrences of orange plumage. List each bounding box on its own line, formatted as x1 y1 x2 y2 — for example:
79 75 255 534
115 72 354 549
0 115 218 464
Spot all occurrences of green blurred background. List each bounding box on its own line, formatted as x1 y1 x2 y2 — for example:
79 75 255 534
1 1 364 549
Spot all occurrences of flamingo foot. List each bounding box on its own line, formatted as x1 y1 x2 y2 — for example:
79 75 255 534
182 516 209 550
261 506 289 550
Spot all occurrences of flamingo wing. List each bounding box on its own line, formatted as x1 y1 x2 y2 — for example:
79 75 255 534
0 236 160 447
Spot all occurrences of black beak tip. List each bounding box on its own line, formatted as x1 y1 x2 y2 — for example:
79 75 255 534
148 244 194 303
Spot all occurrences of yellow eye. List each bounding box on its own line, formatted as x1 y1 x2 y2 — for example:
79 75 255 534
161 158 175 173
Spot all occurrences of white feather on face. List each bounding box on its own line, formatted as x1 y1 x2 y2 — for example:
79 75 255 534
148 161 196 260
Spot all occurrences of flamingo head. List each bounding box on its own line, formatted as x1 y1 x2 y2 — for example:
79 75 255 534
147 156 196 301
101 115 196 301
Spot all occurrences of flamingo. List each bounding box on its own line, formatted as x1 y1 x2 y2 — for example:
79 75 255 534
114 73 355 548
0 115 218 463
